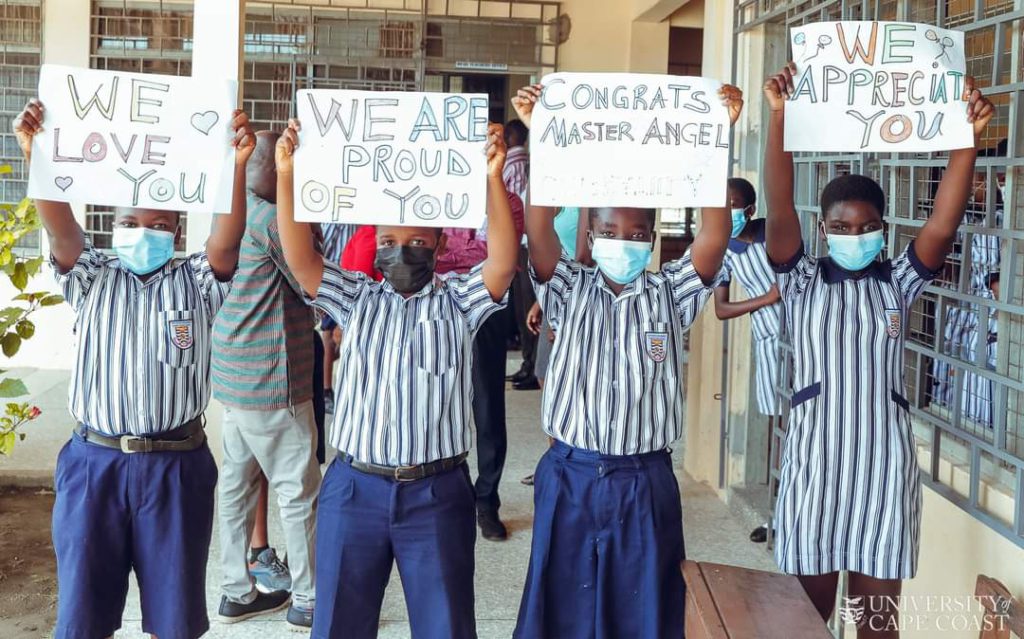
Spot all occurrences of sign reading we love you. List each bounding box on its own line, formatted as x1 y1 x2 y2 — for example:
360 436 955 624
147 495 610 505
529 73 731 209
28 64 238 213
784 21 973 152
294 89 489 228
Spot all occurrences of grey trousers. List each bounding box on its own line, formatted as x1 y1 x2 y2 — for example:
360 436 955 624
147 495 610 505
219 401 320 607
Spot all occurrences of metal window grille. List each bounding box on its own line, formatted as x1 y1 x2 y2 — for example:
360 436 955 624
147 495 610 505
0 0 42 252
733 0 1024 550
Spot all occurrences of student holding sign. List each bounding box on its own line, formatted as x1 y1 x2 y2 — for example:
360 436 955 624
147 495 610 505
274 118 517 639
13 98 254 639
763 61 993 633
511 81 744 639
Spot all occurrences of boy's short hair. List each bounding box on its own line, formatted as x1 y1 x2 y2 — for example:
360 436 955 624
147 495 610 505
588 207 656 230
505 119 529 143
987 271 1000 289
820 174 885 220
727 178 757 207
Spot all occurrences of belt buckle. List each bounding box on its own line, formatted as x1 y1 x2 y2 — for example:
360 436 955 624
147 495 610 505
394 464 420 482
120 436 147 454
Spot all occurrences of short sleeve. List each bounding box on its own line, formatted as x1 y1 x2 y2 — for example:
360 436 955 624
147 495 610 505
445 263 508 335
51 244 106 314
892 240 941 305
530 254 583 331
312 260 369 329
718 253 734 288
187 252 230 319
771 243 817 299
661 250 724 328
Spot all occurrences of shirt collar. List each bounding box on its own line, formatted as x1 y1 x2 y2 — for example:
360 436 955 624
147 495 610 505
819 256 892 284
115 257 178 283
727 219 766 254
594 268 649 298
381 275 440 299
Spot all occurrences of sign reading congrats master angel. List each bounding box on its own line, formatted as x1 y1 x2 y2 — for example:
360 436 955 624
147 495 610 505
785 21 973 152
530 73 731 208
28 64 238 212
293 90 489 228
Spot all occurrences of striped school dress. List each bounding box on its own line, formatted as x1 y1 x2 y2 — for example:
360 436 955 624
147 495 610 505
722 219 782 415
772 242 937 580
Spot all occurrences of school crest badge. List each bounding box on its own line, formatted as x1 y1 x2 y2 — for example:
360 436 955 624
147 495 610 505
884 309 901 338
169 319 194 350
646 331 668 363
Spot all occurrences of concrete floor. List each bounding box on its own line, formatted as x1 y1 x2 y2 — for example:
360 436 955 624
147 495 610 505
3 366 777 638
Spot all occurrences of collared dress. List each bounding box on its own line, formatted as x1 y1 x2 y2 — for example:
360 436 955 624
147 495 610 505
721 219 782 416
772 243 938 579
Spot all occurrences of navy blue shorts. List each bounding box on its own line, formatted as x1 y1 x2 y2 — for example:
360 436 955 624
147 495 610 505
51 434 218 639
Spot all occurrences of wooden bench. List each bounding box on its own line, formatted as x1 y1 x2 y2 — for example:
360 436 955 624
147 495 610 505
683 560 832 639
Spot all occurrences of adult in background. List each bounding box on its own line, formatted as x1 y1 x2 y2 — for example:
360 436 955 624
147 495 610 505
212 131 321 629
436 185 525 541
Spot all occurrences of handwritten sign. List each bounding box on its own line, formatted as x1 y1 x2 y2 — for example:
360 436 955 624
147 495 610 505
529 73 730 209
27 64 237 213
784 21 972 152
294 89 489 228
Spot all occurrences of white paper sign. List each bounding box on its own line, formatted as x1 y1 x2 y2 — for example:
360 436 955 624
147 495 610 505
294 89 489 228
784 21 972 152
529 72 730 209
28 64 238 213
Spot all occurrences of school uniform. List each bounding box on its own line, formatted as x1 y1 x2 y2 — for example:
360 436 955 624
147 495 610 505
772 242 939 580
960 311 997 427
310 261 505 639
51 243 227 639
721 219 782 415
515 252 723 639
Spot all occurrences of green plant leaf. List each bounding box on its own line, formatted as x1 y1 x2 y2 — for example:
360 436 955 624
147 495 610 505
0 378 26 398
0 165 11 175
0 431 15 455
22 256 44 278
12 293 37 303
40 294 64 307
15 320 34 340
10 262 28 291
1 333 22 358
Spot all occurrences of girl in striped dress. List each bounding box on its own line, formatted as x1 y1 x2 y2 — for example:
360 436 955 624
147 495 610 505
763 62 994 636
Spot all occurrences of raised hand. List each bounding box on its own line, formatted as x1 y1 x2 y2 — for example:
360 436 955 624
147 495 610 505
763 62 797 113
276 118 301 173
719 84 744 125
962 77 995 143
231 109 256 165
485 123 508 179
511 84 543 129
12 99 45 162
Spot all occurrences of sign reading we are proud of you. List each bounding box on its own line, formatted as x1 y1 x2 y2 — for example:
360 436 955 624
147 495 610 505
530 73 731 209
785 21 973 152
294 90 489 228
28 64 238 212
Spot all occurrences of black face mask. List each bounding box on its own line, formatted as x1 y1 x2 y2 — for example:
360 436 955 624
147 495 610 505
374 245 436 294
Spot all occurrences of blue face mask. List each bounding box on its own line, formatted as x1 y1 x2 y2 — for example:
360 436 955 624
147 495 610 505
112 227 176 275
825 229 884 271
731 207 750 238
590 237 653 284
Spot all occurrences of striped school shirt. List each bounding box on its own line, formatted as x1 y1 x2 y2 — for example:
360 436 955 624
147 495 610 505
322 223 358 264
312 261 505 466
212 195 314 410
721 219 781 341
534 252 722 455
772 242 938 580
55 244 228 436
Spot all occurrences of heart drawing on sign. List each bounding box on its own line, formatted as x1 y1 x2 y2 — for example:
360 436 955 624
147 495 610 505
54 176 73 191
190 111 219 135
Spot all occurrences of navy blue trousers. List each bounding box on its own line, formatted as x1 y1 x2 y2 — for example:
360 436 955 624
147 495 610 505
515 441 686 639
312 457 478 639
52 434 218 639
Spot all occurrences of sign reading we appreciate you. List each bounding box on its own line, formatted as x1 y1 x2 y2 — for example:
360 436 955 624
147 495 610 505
294 89 489 228
530 73 731 208
28 64 238 212
785 21 972 152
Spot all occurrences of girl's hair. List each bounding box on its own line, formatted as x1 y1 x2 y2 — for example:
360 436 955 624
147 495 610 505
727 177 757 207
820 174 885 220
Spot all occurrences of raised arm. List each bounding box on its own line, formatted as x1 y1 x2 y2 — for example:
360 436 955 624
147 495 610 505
689 85 745 284
206 109 255 281
713 283 780 320
763 62 802 266
915 78 994 271
13 99 83 272
275 119 324 297
481 123 518 301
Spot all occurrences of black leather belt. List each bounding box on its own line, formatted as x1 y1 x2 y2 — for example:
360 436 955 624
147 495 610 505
341 452 468 482
74 417 206 453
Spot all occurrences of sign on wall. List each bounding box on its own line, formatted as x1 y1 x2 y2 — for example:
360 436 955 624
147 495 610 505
784 21 972 152
28 64 238 213
529 72 731 209
293 89 489 228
